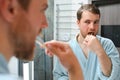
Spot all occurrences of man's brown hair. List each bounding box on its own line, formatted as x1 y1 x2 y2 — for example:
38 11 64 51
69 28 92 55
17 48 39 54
77 4 100 20
17 0 31 10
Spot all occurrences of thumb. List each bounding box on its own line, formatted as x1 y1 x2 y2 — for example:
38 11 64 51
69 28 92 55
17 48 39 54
45 40 67 57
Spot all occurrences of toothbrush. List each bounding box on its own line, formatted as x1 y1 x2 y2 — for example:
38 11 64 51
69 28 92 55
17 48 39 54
36 36 46 48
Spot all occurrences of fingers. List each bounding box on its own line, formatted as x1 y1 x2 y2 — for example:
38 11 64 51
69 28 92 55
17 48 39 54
83 35 95 48
83 35 95 43
45 49 53 57
45 40 67 49
45 40 68 57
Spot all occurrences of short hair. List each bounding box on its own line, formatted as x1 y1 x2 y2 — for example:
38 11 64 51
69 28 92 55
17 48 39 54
17 0 31 10
77 4 100 20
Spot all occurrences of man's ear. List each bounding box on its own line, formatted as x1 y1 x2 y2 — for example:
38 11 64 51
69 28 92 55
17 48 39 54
77 20 80 24
0 0 17 22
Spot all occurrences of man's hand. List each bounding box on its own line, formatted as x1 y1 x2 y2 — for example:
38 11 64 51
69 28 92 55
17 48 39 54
83 35 103 56
45 40 84 80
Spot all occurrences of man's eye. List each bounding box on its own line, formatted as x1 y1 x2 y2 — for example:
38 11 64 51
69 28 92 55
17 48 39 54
94 20 99 24
85 21 90 24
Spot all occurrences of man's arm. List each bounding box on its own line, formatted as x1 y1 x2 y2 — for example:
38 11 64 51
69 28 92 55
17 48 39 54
96 49 112 76
68 60 84 80
83 35 112 76
53 56 69 80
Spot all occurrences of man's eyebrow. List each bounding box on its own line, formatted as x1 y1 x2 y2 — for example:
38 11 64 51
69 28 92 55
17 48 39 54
43 3 48 10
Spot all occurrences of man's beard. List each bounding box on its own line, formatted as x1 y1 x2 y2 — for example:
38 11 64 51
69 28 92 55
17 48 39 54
9 13 36 62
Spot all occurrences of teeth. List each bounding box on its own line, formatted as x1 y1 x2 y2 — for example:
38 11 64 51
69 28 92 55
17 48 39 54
88 32 94 35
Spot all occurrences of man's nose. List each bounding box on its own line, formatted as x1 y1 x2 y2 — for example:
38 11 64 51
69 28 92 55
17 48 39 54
41 15 48 28
89 23 95 30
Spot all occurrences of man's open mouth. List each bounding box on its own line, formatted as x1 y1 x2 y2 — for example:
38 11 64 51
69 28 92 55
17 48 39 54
88 32 94 35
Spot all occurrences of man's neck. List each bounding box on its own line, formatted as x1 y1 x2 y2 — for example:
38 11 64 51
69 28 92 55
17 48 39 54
77 33 89 58
77 33 84 45
0 22 14 62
